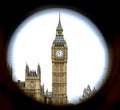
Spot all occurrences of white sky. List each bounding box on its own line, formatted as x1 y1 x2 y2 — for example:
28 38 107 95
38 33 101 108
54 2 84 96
7 8 109 104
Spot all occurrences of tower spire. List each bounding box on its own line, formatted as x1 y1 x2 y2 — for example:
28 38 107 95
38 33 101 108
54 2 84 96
59 11 60 23
54 12 65 42
57 12 62 30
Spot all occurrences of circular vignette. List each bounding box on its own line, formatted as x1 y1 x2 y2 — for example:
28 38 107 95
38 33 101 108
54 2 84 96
4 5 110 108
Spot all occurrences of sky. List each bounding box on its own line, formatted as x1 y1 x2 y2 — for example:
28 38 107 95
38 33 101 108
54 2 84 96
7 8 109 104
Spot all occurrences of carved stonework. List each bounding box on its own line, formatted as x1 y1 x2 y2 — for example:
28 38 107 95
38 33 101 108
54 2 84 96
51 13 68 105
80 85 96 102
15 14 68 105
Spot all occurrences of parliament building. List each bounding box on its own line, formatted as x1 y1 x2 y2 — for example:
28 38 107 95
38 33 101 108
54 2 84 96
16 14 68 105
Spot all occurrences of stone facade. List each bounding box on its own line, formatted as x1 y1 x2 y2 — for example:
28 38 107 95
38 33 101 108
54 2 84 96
16 14 68 105
17 64 45 103
51 13 68 105
79 85 96 102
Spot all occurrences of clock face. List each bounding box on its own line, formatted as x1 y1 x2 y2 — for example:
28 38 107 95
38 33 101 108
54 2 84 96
30 82 35 88
56 49 64 57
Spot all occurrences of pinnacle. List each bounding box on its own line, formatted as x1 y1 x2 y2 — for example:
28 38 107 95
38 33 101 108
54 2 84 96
57 12 63 30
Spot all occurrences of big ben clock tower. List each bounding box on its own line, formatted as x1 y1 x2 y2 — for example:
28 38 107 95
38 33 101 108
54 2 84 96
51 13 68 105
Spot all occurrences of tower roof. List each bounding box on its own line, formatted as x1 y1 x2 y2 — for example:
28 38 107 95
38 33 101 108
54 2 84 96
57 12 63 30
54 13 65 43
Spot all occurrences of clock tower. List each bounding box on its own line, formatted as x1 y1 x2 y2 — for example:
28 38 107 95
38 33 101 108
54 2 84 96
51 13 68 105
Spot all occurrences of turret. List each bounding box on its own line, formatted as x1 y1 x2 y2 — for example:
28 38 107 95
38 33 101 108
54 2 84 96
46 89 48 96
37 63 41 88
25 63 29 78
41 84 44 96
37 63 41 78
